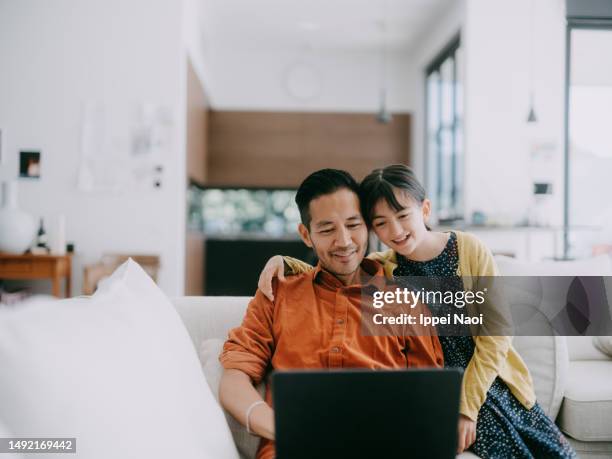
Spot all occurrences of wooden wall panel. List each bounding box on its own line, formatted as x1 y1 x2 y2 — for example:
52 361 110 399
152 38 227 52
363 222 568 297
185 58 208 295
207 111 411 187
186 59 209 184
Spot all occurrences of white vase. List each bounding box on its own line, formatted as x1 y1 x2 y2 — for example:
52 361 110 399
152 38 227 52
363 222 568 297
0 181 37 254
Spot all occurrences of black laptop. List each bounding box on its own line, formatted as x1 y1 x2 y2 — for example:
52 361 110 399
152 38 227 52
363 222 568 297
272 369 462 459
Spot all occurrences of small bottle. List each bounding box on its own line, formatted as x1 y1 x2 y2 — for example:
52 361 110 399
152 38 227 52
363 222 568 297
36 218 49 252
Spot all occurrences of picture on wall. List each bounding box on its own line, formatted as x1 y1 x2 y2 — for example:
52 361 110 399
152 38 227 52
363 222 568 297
19 151 41 179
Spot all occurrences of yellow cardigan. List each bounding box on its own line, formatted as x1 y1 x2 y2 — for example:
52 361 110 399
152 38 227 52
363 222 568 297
284 230 536 420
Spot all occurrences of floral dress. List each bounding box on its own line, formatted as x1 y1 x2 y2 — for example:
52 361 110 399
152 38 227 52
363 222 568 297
394 231 576 459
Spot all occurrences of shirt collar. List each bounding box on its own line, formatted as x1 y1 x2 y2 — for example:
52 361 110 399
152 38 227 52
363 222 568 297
313 258 387 292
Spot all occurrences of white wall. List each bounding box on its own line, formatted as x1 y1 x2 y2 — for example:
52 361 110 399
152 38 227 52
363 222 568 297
408 0 466 183
463 0 566 225
183 0 214 101
0 0 188 296
407 0 566 228
204 47 417 113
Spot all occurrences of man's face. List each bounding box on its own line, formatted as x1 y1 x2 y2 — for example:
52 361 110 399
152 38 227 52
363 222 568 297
298 188 368 284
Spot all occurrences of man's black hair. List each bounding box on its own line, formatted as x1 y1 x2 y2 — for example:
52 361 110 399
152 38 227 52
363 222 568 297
295 169 360 229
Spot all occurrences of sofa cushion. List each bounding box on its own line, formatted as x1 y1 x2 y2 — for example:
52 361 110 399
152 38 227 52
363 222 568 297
495 254 612 277
567 437 612 459
172 296 251 347
567 336 610 361
558 360 612 441
0 259 239 459
200 338 227 396
512 333 568 420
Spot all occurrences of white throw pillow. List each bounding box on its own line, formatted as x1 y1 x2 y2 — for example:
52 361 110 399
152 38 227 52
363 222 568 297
199 338 264 459
0 259 238 459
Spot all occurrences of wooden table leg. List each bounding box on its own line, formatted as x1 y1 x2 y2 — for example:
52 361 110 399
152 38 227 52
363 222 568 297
52 273 61 298
66 267 71 298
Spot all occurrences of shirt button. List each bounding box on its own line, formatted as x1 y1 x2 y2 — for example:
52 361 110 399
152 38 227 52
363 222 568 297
331 346 340 353
337 319 344 325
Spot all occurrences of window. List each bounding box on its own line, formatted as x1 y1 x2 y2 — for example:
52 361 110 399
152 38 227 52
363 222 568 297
425 35 463 222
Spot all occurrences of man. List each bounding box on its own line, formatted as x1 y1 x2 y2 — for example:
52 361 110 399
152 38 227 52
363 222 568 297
219 169 444 459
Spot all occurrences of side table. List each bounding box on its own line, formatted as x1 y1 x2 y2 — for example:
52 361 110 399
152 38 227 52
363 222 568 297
0 253 72 298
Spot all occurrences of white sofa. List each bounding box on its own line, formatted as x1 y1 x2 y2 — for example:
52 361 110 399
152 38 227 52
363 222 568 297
493 254 612 458
560 337 612 458
172 294 612 459
173 256 612 459
2 256 607 458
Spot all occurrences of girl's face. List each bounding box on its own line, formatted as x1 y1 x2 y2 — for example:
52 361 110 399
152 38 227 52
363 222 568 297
370 188 431 257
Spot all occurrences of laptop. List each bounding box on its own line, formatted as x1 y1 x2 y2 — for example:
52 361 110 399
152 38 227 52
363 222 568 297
273 369 462 459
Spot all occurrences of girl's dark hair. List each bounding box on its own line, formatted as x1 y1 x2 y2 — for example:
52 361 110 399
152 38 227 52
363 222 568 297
359 164 430 229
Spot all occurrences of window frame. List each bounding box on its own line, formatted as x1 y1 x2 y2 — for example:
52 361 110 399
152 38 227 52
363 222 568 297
424 33 462 223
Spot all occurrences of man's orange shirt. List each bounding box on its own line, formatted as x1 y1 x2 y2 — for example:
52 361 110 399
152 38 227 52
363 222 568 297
220 259 444 459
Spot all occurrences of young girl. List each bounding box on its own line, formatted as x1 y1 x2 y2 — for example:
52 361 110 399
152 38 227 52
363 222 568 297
258 165 575 458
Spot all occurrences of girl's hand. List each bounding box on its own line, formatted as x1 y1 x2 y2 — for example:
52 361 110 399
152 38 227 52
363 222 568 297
258 255 285 302
457 414 476 454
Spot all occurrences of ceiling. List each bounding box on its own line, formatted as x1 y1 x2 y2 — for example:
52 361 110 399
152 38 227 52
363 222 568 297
200 0 454 53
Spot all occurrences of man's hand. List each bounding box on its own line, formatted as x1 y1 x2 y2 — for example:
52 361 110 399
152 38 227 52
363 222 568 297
219 369 275 440
258 255 285 302
457 414 476 454
249 402 275 441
